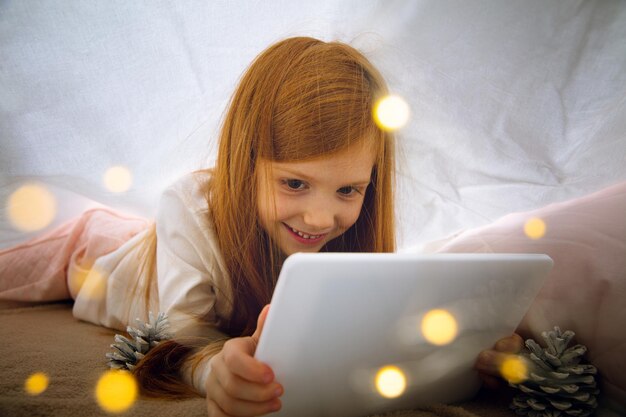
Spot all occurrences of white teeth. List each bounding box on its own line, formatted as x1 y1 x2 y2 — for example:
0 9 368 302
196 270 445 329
288 225 321 239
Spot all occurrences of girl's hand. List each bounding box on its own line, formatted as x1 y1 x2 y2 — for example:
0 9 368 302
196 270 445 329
206 305 283 416
474 333 524 389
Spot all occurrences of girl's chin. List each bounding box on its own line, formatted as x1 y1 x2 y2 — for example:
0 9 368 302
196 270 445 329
279 243 324 256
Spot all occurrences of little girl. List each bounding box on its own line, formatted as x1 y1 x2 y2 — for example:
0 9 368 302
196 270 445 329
0 37 518 416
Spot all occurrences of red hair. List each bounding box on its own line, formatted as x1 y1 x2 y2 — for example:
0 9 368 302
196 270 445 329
134 36 395 396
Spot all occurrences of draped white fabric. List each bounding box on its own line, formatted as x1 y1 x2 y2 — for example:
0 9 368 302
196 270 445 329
1 0 625 250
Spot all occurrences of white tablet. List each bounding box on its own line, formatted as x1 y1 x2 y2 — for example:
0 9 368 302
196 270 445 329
255 253 553 417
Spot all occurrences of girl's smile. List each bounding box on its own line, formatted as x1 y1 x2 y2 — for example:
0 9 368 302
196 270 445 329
282 222 328 245
257 142 376 256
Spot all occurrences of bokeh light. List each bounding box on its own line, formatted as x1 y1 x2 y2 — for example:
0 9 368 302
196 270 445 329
7 184 57 232
421 309 458 346
375 366 407 398
24 372 49 395
103 166 133 193
524 217 546 240
373 95 410 131
76 268 107 303
500 355 528 384
95 370 138 413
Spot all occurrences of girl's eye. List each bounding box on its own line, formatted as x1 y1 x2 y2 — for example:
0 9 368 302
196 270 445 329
338 186 360 196
283 179 306 190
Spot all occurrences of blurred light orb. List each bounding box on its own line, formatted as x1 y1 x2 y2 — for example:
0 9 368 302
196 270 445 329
500 355 528 384
524 217 546 240
67 267 107 301
25 372 49 395
375 366 407 398
373 95 410 131
7 184 57 232
421 309 458 346
104 166 132 193
95 370 138 413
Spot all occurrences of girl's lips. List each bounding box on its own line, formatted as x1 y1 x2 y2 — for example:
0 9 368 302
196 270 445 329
282 223 327 245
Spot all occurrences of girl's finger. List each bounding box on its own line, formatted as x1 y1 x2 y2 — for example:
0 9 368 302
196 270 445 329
211 377 282 417
206 398 229 417
475 349 505 376
479 373 502 390
494 333 523 353
222 338 275 384
251 304 270 345
212 354 283 402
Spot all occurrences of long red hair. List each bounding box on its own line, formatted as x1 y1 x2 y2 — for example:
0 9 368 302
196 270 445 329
134 36 395 397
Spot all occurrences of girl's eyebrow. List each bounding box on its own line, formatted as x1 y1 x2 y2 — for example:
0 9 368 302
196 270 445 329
275 167 371 187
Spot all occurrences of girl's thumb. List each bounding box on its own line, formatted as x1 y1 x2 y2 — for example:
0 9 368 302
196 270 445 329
252 304 271 343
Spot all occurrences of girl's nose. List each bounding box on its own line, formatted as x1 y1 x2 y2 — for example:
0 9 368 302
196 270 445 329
302 207 334 232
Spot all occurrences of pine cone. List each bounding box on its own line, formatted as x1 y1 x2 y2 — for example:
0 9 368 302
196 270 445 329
106 311 173 371
510 327 599 417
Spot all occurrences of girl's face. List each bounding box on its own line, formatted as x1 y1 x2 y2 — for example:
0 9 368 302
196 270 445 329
257 142 376 256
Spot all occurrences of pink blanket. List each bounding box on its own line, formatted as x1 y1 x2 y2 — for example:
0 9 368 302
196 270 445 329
0 208 148 302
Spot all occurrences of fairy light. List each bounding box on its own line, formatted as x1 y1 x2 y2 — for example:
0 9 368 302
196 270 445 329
103 166 132 193
67 266 108 300
24 372 49 395
375 366 407 398
500 355 528 384
373 95 410 131
76 268 107 302
95 370 138 413
7 184 57 232
524 217 546 240
421 309 458 346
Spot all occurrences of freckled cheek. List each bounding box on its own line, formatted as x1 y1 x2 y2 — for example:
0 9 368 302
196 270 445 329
337 205 364 231
272 195 296 222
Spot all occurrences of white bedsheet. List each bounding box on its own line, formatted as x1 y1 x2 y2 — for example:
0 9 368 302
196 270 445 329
1 0 625 250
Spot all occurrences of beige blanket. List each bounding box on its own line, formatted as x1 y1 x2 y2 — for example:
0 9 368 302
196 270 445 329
0 302 515 417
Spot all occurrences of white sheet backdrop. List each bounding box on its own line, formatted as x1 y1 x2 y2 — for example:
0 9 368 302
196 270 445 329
1 0 625 250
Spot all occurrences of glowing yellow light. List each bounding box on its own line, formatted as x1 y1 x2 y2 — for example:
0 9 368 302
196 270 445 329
421 309 458 346
95 370 138 414
67 264 99 299
500 355 528 384
77 268 107 303
373 95 410 131
375 366 407 398
103 166 132 193
524 217 546 240
25 372 49 395
7 184 57 232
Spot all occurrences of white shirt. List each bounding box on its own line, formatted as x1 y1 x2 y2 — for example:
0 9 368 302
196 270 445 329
72 172 232 393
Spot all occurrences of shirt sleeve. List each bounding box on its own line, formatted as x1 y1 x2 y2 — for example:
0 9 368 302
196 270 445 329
155 175 229 395
156 181 218 334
